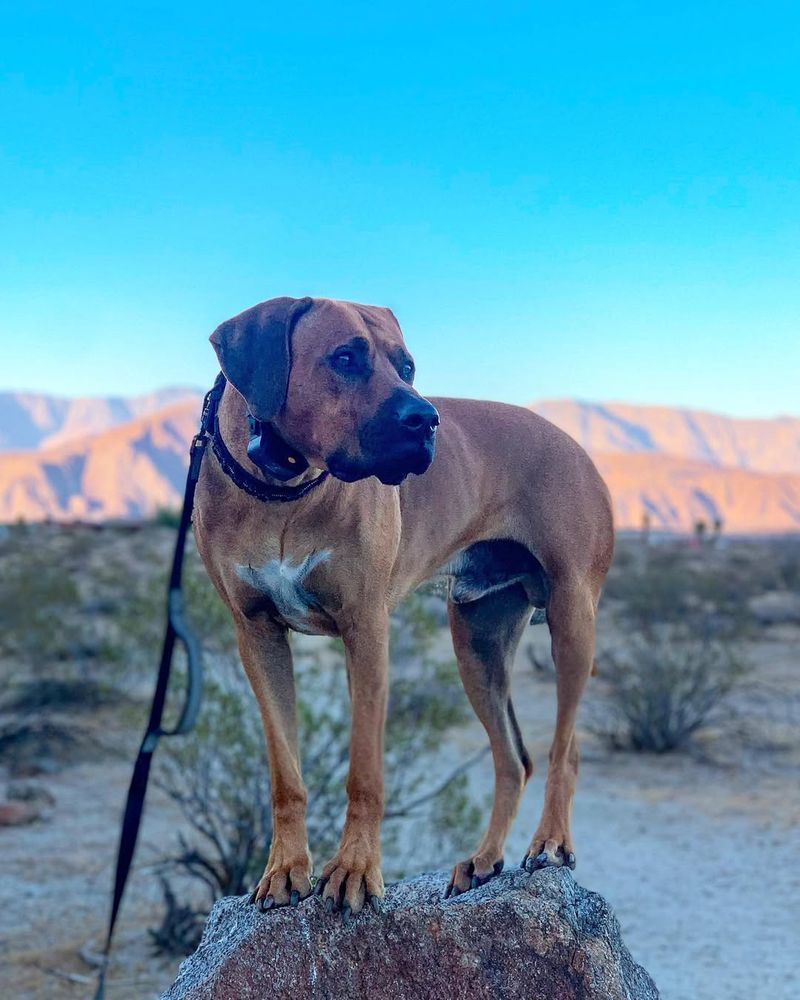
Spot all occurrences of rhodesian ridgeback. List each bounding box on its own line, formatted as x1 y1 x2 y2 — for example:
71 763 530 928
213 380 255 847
193 296 614 918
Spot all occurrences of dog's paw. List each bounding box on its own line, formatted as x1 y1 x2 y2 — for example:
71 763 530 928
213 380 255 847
520 835 576 872
249 859 313 912
314 852 384 922
444 855 504 897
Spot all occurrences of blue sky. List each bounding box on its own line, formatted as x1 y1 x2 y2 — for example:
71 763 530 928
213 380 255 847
2 2 798 416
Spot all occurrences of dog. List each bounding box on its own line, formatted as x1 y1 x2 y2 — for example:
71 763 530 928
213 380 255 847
193 295 614 917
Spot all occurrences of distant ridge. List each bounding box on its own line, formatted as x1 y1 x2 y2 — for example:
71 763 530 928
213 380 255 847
0 400 200 521
593 452 800 534
0 386 203 451
0 391 798 531
530 399 800 475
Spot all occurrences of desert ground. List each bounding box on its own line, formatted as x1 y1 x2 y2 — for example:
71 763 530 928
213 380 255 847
1 522 798 1000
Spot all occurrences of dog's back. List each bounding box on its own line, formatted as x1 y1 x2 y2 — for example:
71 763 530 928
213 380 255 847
393 396 614 594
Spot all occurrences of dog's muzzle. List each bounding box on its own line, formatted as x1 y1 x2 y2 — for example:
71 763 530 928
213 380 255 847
328 390 439 486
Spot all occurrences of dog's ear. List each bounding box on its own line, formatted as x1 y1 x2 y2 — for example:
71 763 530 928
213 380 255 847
209 296 314 421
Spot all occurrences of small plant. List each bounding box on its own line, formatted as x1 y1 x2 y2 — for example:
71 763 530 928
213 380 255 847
151 507 183 528
595 545 750 752
0 550 82 671
2 677 124 714
603 545 748 640
594 628 747 752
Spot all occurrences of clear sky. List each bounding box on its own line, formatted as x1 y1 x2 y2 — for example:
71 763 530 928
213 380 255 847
2 2 798 416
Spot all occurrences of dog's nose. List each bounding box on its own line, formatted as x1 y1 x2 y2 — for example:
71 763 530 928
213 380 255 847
397 397 440 438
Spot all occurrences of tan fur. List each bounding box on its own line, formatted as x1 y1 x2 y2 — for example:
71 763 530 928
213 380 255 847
194 297 614 912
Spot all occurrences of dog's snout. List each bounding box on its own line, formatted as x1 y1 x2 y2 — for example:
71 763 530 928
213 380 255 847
397 397 440 437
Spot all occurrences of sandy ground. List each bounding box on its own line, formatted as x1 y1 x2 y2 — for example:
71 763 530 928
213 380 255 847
442 619 800 1000
2 546 799 998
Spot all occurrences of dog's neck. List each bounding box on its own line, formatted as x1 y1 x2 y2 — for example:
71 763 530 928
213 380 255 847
246 416 312 482
217 385 326 489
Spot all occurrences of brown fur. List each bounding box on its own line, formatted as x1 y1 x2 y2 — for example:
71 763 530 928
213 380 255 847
194 296 614 913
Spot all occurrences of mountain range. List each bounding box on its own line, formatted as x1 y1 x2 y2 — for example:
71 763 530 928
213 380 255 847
0 389 798 532
0 387 202 452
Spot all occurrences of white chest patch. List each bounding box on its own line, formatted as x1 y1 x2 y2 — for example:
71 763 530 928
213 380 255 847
235 549 331 631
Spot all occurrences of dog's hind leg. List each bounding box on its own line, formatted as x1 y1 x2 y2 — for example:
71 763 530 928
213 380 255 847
522 575 597 871
446 583 533 896
234 618 313 910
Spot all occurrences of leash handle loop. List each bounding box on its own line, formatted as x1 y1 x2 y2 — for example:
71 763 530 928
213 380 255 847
160 586 204 737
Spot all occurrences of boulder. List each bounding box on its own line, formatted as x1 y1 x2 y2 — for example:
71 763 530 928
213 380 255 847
748 590 800 626
0 800 40 826
162 868 659 1000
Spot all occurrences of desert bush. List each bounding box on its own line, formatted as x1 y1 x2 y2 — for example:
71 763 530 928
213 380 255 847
0 546 111 771
2 677 124 714
0 550 82 671
774 539 800 592
594 628 747 752
151 507 183 528
596 547 750 752
151 588 482 956
604 544 750 639
0 716 93 774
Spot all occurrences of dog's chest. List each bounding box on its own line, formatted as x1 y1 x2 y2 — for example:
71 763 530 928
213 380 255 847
235 549 334 634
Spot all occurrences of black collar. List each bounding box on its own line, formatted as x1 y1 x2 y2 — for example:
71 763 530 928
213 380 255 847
200 373 329 503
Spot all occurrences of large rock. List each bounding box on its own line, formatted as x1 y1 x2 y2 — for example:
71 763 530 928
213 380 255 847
162 868 659 1000
748 590 800 626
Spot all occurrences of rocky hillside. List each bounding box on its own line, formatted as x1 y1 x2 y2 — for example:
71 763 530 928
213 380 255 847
0 400 200 521
594 452 800 533
530 400 800 532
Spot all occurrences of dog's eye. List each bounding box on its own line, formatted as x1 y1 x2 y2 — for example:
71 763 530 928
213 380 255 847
331 351 354 371
400 362 414 383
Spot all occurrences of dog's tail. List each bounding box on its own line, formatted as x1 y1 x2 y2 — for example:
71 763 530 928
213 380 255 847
507 697 533 781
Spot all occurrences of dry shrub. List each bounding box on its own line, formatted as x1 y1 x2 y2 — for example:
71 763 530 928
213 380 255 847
596 544 750 752
596 629 747 752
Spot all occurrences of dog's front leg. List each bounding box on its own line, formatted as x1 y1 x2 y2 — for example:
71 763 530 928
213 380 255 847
235 618 313 911
317 612 389 918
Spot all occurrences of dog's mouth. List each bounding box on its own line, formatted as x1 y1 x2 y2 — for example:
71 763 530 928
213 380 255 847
327 438 436 486
327 390 438 486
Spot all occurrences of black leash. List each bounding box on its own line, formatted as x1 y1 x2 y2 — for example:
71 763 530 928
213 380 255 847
94 374 330 998
93 380 222 999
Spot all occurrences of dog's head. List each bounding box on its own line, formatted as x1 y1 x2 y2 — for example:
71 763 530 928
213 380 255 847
210 296 439 486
